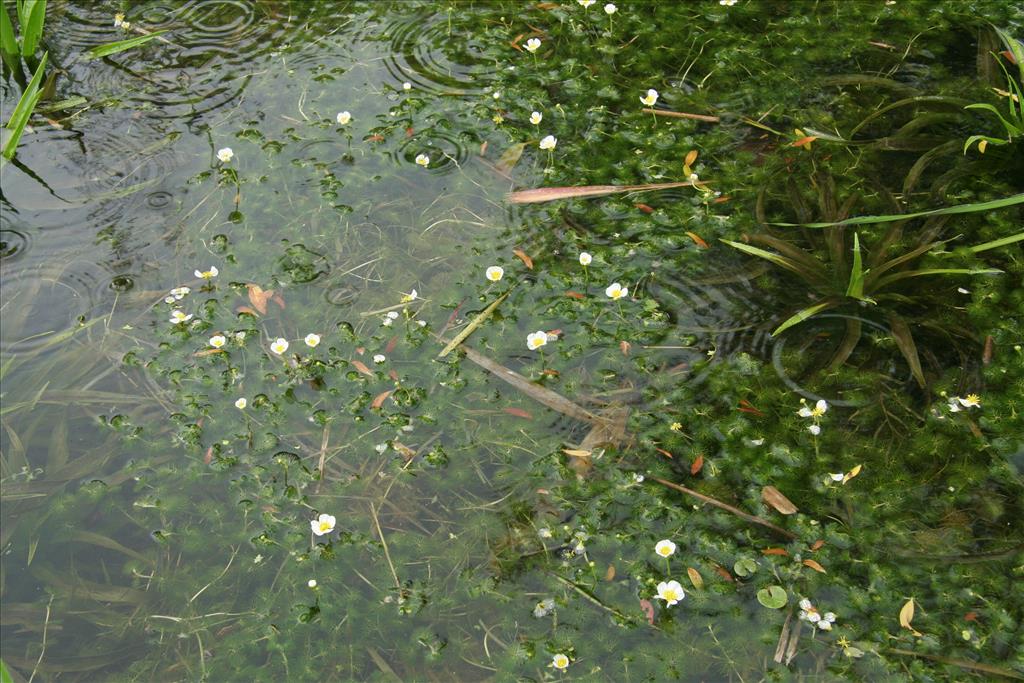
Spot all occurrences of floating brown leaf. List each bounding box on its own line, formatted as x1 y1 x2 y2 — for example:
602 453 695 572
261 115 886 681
763 547 789 556
236 305 259 316
371 390 393 410
479 140 488 155
565 291 585 299
712 564 734 582
690 453 704 475
620 340 631 356
497 142 528 173
843 464 863 484
634 202 654 213
385 335 398 354
900 598 923 636
272 293 286 309
504 407 532 419
684 150 699 167
247 284 274 315
686 231 710 249
351 360 375 377
687 567 704 589
802 559 826 573
639 599 655 625
604 564 616 581
810 539 825 551
762 485 798 515
512 247 534 269
655 447 673 459
393 442 416 461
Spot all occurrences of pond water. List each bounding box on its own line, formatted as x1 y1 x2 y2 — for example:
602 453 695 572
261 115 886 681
2 1 1023 681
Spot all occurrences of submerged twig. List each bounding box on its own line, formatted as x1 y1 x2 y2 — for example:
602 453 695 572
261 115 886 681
651 477 798 540
641 108 720 122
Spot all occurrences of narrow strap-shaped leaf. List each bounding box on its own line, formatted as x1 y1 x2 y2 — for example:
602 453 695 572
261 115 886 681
772 300 838 336
437 291 509 357
873 268 1002 291
770 193 1024 228
0 0 19 59
19 0 44 56
720 239 823 283
85 30 167 59
889 315 926 389
2 50 47 160
845 233 868 299
967 231 1024 253
864 240 946 289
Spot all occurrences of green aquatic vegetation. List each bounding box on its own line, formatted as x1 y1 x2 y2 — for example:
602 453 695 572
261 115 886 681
964 27 1024 153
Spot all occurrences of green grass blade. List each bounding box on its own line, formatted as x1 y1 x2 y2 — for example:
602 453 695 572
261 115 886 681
967 231 1024 253
845 232 868 300
18 0 43 56
720 239 822 281
889 315 926 389
994 27 1024 82
770 193 1024 228
873 268 1003 291
2 50 47 160
1 0 19 59
1 658 14 683
772 300 837 336
85 31 166 59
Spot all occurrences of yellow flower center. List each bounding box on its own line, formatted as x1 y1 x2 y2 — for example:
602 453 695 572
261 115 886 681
318 521 332 533
663 588 679 602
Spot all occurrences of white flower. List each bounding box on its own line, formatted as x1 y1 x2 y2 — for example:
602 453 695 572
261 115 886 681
750 438 765 446
633 473 645 483
164 296 176 304
538 527 553 538
415 153 430 166
947 399 961 413
525 38 541 53
578 0 596 6
579 251 592 266
386 311 400 320
235 398 247 409
194 266 219 279
550 654 570 670
270 338 289 354
957 394 981 409
416 320 427 327
486 265 504 282
401 288 418 302
170 286 191 299
640 89 659 106
605 282 628 300
216 148 234 163
375 442 388 453
655 580 685 606
382 317 394 327
170 310 193 324
310 513 336 536
307 579 317 588
114 13 126 27
533 598 555 618
527 331 548 351
539 135 557 150
720 0 738 5
655 539 676 558
798 598 834 629
808 424 821 436
336 111 352 125
304 333 321 348
604 3 617 14
530 111 543 125
373 354 386 364
818 612 837 630
234 331 246 342
209 335 226 348
402 82 412 90
688 172 700 183
492 91 501 99
829 472 845 482
798 399 828 418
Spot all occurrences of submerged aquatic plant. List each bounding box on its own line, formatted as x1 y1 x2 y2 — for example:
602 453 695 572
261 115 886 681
964 28 1023 153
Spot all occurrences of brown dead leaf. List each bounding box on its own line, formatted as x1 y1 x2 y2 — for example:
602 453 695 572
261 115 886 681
604 564 616 581
711 564 734 582
690 453 704 475
371 390 393 410
351 360 375 377
405 126 414 137
385 335 398 354
762 548 789 556
620 340 631 356
634 203 654 214
563 448 592 458
565 291 585 299
983 335 994 365
393 442 416 461
842 464 863 484
388 370 400 381
512 247 534 269
684 149 699 167
204 446 214 465
762 485 798 515
687 567 704 589
510 33 524 50
685 231 710 249
810 539 825 551
792 135 817 149
655 447 673 459
366 134 385 142
236 306 259 316
272 293 286 309
193 348 225 357
504 407 532 419
639 599 655 625
247 284 274 315
479 140 488 156
802 559 826 573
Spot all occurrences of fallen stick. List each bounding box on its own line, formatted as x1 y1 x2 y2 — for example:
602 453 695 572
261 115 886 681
641 108 720 122
651 477 798 540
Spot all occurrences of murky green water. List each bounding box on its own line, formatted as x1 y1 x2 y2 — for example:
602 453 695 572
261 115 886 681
3 1 1023 681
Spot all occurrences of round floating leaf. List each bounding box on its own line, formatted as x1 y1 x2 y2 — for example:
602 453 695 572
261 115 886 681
757 585 788 609
733 558 757 577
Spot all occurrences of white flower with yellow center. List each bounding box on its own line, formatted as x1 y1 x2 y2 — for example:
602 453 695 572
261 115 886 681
579 251 592 266
310 513 336 536
578 0 596 6
538 527 553 538
957 394 981 408
235 398 247 409
533 598 555 618
655 539 676 557
209 335 227 348
656 580 685 606
640 88 659 106
195 266 219 279
525 38 541 53
304 333 321 348
401 288 418 303
539 135 557 150
527 331 548 351
486 265 504 282
170 310 193 324
114 13 126 27
170 286 191 299
403 82 412 90
336 111 352 125
216 148 234 163
798 399 828 418
605 282 627 300
604 3 617 14
720 0 738 5
373 354 386 364
307 579 317 588
415 153 430 167
530 111 543 125
270 338 289 354
550 654 570 670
